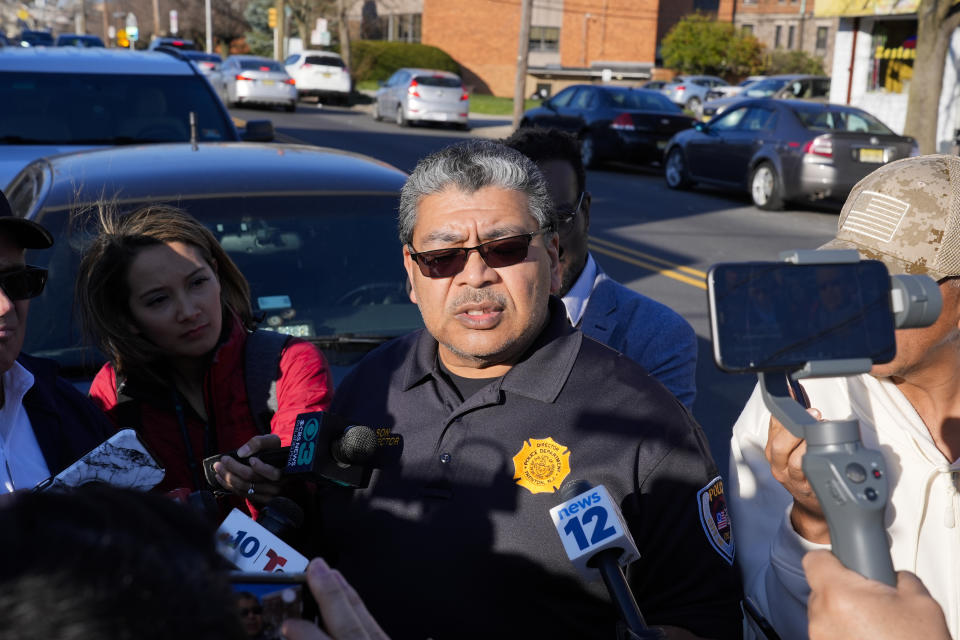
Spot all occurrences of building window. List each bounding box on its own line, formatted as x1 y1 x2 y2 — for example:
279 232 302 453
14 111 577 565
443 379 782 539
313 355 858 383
741 24 754 36
742 0 757 5
816 26 828 50
529 26 560 52
868 19 917 94
775 25 782 48
788 25 795 49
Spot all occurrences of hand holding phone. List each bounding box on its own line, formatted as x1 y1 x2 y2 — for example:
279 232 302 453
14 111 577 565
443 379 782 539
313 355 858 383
280 558 389 640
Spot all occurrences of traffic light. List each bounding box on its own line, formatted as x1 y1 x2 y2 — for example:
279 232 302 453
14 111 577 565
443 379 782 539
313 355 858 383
268 7 277 28
117 29 129 47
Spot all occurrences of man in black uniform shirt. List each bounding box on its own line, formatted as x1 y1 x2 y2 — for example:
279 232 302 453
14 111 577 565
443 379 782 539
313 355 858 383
319 140 742 639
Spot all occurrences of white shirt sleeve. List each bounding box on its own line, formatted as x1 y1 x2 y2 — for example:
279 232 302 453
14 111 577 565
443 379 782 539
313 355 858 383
729 383 829 640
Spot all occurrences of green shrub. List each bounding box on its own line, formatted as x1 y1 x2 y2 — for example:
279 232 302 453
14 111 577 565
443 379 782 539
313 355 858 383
350 41 461 84
761 50 826 75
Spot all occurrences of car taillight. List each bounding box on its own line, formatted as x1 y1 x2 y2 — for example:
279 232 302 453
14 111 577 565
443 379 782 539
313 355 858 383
803 135 833 158
200 62 215 70
302 63 311 68
460 86 469 101
235 74 253 81
675 85 685 92
408 80 420 98
610 113 636 131
284 78 296 85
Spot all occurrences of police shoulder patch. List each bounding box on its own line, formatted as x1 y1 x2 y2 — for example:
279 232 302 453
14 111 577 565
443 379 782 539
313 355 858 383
697 476 734 565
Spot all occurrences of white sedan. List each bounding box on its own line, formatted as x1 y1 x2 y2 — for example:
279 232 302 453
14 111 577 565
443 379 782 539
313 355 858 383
218 55 297 112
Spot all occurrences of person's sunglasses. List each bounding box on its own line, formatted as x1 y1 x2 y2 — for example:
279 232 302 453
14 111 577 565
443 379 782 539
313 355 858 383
0 266 47 301
408 229 551 279
239 606 263 616
554 191 585 233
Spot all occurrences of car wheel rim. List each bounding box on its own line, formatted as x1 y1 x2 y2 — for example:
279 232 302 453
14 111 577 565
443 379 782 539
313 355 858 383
753 167 773 205
666 151 682 186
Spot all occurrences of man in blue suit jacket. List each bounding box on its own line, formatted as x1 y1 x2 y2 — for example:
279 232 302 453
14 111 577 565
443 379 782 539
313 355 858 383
505 128 697 409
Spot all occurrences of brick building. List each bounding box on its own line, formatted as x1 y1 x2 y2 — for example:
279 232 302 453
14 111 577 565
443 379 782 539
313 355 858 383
421 0 702 97
717 0 838 72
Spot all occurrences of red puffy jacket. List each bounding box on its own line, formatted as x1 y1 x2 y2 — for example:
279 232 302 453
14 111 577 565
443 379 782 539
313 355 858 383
89 316 333 493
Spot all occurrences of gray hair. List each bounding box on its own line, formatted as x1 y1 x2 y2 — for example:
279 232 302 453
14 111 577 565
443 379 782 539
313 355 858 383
398 139 555 245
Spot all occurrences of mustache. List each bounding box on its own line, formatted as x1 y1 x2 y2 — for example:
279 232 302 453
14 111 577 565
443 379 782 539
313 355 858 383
449 289 507 310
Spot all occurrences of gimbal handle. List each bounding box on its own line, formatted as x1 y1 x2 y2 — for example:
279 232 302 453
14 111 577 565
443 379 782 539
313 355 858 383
759 372 896 586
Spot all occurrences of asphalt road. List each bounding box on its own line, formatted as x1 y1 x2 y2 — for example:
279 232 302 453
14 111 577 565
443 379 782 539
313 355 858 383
232 100 841 471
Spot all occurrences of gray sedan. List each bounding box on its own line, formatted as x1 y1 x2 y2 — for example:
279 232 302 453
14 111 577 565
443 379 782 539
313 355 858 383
663 98 918 211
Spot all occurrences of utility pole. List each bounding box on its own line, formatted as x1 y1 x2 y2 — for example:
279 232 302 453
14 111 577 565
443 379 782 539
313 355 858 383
101 0 109 45
338 0 352 71
152 0 160 37
512 0 533 129
205 0 213 53
276 0 286 60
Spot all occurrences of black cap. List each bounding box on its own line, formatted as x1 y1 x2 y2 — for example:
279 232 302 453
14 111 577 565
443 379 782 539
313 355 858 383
0 190 53 249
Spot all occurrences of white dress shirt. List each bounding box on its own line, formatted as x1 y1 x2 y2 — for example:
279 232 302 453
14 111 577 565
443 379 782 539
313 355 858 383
0 361 49 493
561 253 607 327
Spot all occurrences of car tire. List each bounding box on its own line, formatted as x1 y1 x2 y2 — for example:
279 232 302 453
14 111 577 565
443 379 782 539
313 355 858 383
686 97 701 115
285 101 296 113
664 148 692 190
580 133 600 169
750 162 785 211
396 105 409 127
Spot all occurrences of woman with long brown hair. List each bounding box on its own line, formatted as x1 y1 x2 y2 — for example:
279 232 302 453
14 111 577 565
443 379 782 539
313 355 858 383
75 204 333 505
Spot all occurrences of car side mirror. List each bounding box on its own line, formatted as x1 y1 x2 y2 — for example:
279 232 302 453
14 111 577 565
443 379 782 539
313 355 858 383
242 119 275 142
694 121 707 133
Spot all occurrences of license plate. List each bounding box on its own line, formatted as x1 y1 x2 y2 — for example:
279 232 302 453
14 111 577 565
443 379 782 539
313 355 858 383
262 79 275 86
322 72 331 78
859 148 884 163
656 140 668 150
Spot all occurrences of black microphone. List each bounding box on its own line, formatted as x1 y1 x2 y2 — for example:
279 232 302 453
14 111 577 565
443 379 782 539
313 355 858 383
201 412 384 490
256 496 305 540
551 480 665 640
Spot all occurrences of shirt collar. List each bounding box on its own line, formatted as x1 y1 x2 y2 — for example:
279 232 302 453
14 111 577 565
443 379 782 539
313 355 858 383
401 296 580 404
561 252 605 326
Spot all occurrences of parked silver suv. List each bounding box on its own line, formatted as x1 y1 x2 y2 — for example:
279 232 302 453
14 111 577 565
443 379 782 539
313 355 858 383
373 67 469 130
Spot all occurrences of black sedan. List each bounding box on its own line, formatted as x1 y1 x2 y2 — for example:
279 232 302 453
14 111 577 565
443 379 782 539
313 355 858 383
663 98 918 211
5 142 421 385
519 84 696 169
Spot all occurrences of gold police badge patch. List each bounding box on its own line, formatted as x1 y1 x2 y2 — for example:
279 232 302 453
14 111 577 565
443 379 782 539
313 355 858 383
512 437 571 494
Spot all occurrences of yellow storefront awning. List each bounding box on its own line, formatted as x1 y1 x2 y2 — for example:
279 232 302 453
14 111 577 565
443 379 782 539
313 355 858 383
815 0 928 18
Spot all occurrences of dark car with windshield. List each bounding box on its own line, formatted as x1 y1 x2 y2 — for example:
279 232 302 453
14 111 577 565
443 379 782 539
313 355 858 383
519 84 696 168
663 98 918 211
0 48 274 190
5 143 420 385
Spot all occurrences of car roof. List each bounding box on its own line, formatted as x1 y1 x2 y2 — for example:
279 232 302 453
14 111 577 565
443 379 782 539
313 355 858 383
399 67 460 77
295 50 342 57
17 143 408 215
0 47 198 75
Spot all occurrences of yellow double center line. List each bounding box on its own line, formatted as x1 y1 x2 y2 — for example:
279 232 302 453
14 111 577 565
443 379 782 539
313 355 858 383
589 236 707 290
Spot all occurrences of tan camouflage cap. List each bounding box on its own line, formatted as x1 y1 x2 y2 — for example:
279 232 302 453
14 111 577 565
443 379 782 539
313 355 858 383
820 154 960 281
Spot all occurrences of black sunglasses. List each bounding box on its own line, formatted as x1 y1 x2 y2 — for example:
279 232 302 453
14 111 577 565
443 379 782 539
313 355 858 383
554 191 585 233
238 606 263 616
408 229 551 279
0 266 47 301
